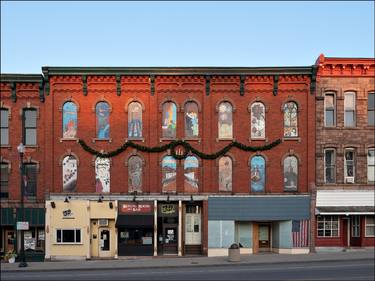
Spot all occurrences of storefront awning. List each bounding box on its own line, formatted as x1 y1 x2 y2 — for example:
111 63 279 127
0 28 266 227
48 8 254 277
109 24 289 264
16 208 45 226
116 215 153 228
1 208 15 226
316 206 375 215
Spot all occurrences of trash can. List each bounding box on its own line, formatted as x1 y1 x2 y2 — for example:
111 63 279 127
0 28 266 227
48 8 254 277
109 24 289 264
228 243 240 262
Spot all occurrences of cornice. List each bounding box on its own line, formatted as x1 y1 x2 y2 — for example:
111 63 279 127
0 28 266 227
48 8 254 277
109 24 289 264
0 74 43 83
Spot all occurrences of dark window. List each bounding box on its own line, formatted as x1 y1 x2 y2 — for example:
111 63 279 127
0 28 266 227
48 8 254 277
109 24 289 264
368 93 375 126
0 163 9 198
324 149 336 183
23 109 37 145
344 149 355 183
56 229 81 243
23 163 37 198
0 108 9 145
324 94 335 127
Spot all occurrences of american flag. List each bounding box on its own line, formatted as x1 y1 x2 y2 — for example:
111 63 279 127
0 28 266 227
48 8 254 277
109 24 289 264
292 220 309 248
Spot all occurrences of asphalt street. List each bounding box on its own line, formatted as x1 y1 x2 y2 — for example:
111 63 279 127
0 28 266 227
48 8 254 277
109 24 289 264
2 259 374 280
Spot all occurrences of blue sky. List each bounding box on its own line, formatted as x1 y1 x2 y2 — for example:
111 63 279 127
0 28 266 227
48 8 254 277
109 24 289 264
1 1 374 73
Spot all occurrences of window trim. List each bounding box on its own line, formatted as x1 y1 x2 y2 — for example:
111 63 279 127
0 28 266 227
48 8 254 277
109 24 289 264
324 148 336 184
324 92 336 127
0 162 9 199
317 215 340 238
367 148 375 183
365 216 375 237
344 92 356 127
23 108 37 146
55 228 82 244
0 108 9 145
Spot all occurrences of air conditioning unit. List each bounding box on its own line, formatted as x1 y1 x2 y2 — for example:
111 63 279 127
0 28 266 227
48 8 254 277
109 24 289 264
345 177 355 184
98 219 108 226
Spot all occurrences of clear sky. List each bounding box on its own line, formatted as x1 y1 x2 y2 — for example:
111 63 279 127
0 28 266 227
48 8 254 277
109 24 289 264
1 1 374 73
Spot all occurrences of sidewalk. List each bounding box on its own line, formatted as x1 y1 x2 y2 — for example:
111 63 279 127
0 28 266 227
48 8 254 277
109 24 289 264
1 248 374 273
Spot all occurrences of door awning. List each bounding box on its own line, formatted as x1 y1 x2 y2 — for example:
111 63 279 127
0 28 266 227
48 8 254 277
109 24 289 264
316 206 375 215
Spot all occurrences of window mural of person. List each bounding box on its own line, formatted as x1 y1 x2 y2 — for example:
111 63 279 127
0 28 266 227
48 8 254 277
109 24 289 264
96 102 110 139
251 102 265 139
162 102 177 138
184 102 199 138
184 156 199 193
95 157 110 193
284 156 298 191
284 102 298 137
62 102 77 138
218 102 233 139
250 156 265 192
128 102 142 138
218 156 232 191
128 156 142 192
162 156 176 192
62 155 77 192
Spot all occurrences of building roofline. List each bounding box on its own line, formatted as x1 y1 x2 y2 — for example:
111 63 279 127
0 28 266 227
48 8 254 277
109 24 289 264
0 74 43 83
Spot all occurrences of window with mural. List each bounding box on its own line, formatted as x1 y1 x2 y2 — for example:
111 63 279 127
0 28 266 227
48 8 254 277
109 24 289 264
283 102 298 137
128 155 142 193
218 102 233 139
0 108 9 145
184 102 199 138
23 163 37 198
368 148 375 183
250 102 265 139
250 156 265 192
0 163 9 198
184 156 199 193
96 102 110 139
218 156 232 192
128 102 142 138
162 156 176 193
283 156 298 191
95 157 110 193
162 102 177 138
62 102 77 138
62 155 77 192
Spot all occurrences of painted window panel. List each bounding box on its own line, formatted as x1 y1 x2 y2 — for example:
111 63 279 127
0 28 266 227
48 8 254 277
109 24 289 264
162 156 176 192
0 109 9 145
251 102 265 139
184 156 199 193
250 156 266 192
128 102 142 138
184 102 199 138
218 156 232 192
62 102 77 138
283 102 298 137
62 155 78 192
218 102 233 139
284 156 298 191
95 157 110 193
96 102 110 139
128 156 142 193
162 102 177 138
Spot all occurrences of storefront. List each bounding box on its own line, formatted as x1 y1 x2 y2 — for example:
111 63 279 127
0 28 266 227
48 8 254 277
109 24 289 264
157 202 179 255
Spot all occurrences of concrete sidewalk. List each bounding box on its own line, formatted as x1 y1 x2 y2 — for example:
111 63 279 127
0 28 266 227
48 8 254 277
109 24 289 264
1 249 374 273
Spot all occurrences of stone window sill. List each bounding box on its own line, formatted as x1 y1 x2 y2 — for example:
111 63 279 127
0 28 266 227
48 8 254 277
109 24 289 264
60 138 79 142
182 137 201 142
92 138 112 143
216 138 235 142
282 137 301 142
249 137 268 142
126 138 145 142
0 145 11 149
160 138 177 142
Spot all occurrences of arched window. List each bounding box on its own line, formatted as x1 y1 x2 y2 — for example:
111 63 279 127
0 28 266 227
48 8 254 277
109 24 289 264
162 102 177 138
250 156 266 192
62 155 78 192
96 102 110 139
62 102 78 138
184 156 199 193
128 156 143 193
95 157 110 193
284 156 298 191
251 102 265 139
162 156 176 193
184 102 199 138
218 102 233 139
283 102 298 137
218 156 232 191
128 102 142 138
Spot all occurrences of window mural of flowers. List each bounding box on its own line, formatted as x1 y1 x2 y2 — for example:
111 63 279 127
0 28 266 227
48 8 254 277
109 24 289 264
283 102 298 137
251 102 265 139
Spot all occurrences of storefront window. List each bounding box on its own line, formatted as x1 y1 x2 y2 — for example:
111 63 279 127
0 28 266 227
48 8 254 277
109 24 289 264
317 216 339 237
56 229 81 243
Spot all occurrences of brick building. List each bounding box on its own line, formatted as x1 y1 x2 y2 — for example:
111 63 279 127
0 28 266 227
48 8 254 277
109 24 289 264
314 55 375 250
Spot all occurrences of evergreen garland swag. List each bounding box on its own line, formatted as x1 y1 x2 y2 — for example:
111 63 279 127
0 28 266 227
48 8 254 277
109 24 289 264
78 138 282 160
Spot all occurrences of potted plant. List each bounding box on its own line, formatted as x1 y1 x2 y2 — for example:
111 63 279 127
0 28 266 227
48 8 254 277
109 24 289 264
5 250 17 263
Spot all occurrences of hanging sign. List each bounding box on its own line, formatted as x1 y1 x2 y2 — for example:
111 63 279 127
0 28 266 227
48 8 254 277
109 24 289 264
16 221 29 230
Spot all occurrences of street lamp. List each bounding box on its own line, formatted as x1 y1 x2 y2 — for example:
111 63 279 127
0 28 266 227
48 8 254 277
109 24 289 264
17 143 27 268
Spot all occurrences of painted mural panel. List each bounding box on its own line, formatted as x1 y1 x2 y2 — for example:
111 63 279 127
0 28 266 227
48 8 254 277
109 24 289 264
162 156 176 192
218 156 232 191
128 156 142 192
96 102 110 139
62 102 77 138
218 102 233 139
184 156 199 193
95 157 110 193
251 102 265 139
283 102 298 137
128 102 142 138
250 156 265 192
184 102 199 138
284 156 298 191
162 102 177 138
62 155 78 192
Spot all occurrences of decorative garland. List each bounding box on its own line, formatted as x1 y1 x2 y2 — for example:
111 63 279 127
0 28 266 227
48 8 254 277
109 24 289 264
78 138 282 160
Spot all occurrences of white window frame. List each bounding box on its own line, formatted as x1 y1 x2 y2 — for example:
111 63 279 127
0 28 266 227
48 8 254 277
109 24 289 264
324 93 336 127
324 149 336 184
55 228 82 244
317 215 340 237
344 92 356 127
367 148 375 183
344 148 355 183
365 216 375 237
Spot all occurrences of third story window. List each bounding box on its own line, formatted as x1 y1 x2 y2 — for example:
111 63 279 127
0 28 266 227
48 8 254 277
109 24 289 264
368 93 375 126
368 148 375 182
23 108 37 145
324 93 335 127
344 92 356 127
0 108 9 145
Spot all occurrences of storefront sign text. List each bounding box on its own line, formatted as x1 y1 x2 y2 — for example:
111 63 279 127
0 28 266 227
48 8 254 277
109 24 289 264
161 204 176 215
119 202 153 214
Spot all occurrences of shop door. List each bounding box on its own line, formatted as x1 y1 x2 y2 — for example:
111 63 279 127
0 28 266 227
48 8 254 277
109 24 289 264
162 225 178 254
350 216 361 247
99 229 111 257
5 230 15 252
185 213 201 245
258 224 271 252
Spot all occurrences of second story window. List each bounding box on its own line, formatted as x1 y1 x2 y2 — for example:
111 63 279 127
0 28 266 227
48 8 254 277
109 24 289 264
368 148 375 183
128 155 143 193
162 156 176 193
250 156 266 192
344 92 356 127
0 163 9 198
324 149 336 184
24 163 37 198
23 109 37 145
344 149 355 183
95 157 110 193
0 108 9 145
368 92 375 126
96 102 110 139
218 156 232 192
324 93 335 127
284 156 298 191
63 155 78 193
184 156 199 193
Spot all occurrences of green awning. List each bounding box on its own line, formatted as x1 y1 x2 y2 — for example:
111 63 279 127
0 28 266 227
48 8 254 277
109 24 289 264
16 208 45 226
1 208 15 226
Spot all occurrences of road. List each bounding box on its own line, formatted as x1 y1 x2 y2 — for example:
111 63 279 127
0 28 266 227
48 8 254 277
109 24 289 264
2 259 374 280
